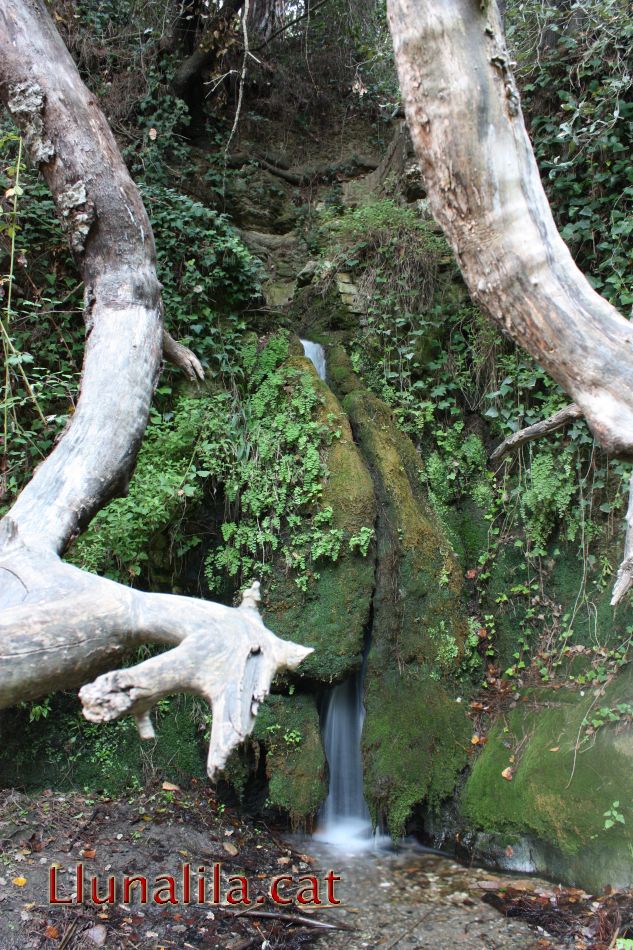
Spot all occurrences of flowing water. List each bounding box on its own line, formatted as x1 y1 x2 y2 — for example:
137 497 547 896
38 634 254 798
301 338 384 851
300 338 327 381
314 666 378 849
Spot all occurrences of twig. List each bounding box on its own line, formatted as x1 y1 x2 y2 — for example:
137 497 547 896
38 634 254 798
231 909 355 932
490 403 583 461
224 0 250 158
58 919 80 950
249 0 331 52
382 906 440 949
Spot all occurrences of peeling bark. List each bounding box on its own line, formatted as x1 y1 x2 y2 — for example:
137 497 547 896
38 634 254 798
387 0 633 457
0 0 311 775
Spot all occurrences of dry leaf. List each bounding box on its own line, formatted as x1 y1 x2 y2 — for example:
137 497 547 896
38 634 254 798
11 877 27 887
162 781 180 792
81 848 96 859
45 924 59 939
501 767 514 781
549 746 560 753
223 842 239 857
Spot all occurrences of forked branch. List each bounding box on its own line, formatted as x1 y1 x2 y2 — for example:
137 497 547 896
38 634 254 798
0 0 312 766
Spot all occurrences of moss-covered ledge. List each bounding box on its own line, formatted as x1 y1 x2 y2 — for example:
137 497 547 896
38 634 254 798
459 667 633 891
264 357 377 685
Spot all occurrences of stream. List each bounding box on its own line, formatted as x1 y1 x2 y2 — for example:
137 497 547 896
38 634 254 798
300 837 544 949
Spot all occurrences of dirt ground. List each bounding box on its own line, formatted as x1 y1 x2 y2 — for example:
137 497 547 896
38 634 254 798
1 784 628 950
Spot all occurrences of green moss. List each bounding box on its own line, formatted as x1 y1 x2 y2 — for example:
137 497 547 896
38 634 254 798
327 344 363 398
460 666 633 886
0 695 206 793
363 669 470 836
265 359 376 684
252 694 327 827
343 388 467 670
320 377 471 833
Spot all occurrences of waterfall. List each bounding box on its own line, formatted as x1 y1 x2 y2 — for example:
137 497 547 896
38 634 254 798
300 339 326 381
314 665 375 849
301 336 385 850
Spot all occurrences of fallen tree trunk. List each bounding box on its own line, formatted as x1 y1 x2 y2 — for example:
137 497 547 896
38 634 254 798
387 0 633 457
0 0 311 776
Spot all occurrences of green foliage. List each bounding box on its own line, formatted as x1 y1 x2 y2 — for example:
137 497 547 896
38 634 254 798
0 694 207 794
141 182 262 373
506 0 633 309
520 448 577 555
203 337 349 594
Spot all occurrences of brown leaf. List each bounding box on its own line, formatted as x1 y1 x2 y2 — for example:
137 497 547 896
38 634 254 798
161 781 181 792
81 848 96 859
45 925 60 939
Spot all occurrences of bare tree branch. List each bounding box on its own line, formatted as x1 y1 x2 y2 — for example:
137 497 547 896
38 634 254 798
387 0 633 457
163 329 205 381
490 403 583 461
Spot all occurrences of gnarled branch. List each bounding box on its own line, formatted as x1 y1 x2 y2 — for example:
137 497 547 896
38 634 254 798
490 404 583 461
0 0 311 773
387 0 633 457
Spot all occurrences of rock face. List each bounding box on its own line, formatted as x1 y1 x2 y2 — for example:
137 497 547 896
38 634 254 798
459 665 633 892
252 346 472 831
251 693 327 828
327 346 470 835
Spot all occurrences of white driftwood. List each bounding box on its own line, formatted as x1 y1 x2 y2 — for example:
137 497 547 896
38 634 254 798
0 0 311 775
611 473 633 608
387 0 633 457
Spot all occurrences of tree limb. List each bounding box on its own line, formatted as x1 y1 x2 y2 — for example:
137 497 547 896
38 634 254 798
612 473 633 607
387 0 633 456
162 329 205 381
0 0 312 771
490 403 583 461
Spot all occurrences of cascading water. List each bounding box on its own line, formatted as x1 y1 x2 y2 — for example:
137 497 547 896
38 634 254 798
300 339 326 381
300 338 384 851
314 663 376 848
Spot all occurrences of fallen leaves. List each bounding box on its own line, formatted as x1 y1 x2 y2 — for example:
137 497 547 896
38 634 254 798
501 766 514 781
11 876 27 887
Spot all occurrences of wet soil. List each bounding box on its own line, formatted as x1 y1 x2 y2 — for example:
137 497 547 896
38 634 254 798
1 784 623 950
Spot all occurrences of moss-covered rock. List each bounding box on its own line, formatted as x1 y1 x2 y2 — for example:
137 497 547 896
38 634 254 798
319 348 471 832
342 386 467 671
252 694 327 827
264 357 377 684
363 670 470 837
459 668 633 891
